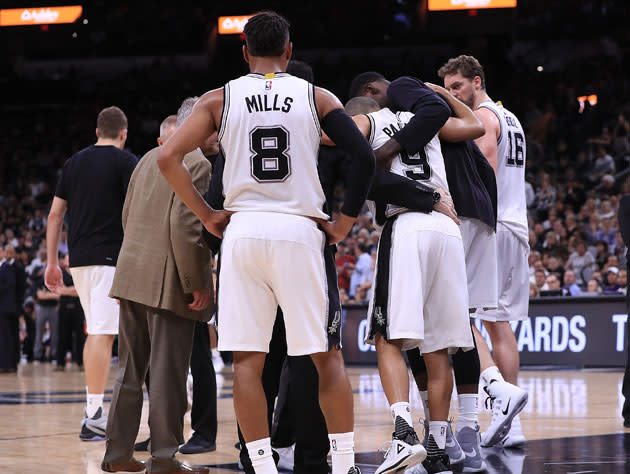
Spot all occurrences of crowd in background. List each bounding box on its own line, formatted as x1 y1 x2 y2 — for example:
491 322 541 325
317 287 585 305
2 0 630 366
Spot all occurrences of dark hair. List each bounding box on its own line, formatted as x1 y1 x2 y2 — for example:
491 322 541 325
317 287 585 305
287 60 314 83
348 71 386 99
96 106 128 139
243 11 290 57
437 55 486 90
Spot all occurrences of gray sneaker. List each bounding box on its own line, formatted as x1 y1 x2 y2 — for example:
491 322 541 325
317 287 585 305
455 424 486 473
79 406 107 441
445 422 464 465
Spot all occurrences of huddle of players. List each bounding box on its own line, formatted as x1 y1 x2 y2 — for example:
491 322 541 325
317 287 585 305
158 11 529 474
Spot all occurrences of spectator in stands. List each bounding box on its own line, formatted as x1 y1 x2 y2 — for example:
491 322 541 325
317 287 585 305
545 273 562 292
600 200 616 219
535 269 548 292
604 267 622 293
535 173 556 218
547 256 566 282
585 279 602 295
529 282 540 298
562 270 582 296
593 145 616 178
335 241 355 293
601 175 618 197
567 241 596 284
34 255 59 362
595 240 611 269
348 243 372 299
0 246 19 372
597 217 617 249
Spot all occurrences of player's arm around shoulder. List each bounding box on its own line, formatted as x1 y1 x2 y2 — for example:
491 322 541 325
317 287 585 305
158 89 231 238
474 107 500 173
170 154 213 295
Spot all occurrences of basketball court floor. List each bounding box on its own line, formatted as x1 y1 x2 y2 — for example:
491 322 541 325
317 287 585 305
1 364 629 473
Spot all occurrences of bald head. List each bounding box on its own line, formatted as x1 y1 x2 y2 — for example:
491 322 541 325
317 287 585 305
158 115 177 146
345 96 380 116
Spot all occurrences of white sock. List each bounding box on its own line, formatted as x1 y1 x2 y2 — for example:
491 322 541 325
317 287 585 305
246 438 277 474
419 390 430 422
329 432 354 474
428 421 448 450
391 401 413 429
456 394 478 431
480 366 504 388
86 389 104 418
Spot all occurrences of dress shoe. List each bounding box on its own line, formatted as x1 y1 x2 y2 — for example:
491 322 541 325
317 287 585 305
101 457 145 472
147 462 209 474
134 437 150 451
179 432 216 454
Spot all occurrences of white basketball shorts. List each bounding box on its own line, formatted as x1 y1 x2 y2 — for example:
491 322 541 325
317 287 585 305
217 212 341 356
477 223 530 322
365 211 474 354
70 265 119 335
459 217 498 313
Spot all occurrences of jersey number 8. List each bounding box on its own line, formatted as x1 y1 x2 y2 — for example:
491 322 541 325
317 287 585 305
249 126 291 182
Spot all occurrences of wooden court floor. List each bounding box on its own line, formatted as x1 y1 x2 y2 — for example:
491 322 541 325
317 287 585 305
1 364 629 473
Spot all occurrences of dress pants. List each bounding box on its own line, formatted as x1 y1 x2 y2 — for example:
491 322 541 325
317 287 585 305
103 299 195 473
55 301 85 366
34 304 58 361
0 312 19 371
190 320 218 443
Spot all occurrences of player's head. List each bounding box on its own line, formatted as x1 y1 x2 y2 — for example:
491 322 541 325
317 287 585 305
96 106 128 147
175 96 219 156
344 97 380 116
349 72 389 108
287 60 314 83
243 11 292 67
438 55 486 108
157 115 177 146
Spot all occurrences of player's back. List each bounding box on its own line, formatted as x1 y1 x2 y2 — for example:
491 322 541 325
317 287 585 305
367 107 448 218
476 100 528 242
219 73 327 220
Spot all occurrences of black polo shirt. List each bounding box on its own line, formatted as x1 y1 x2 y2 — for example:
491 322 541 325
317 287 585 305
55 145 137 267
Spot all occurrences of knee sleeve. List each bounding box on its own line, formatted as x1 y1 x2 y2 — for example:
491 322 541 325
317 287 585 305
406 348 426 376
452 325 480 385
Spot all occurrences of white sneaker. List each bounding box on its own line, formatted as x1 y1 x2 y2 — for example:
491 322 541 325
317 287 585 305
212 349 224 372
375 433 427 474
481 381 528 447
404 462 428 474
501 415 526 448
276 444 295 471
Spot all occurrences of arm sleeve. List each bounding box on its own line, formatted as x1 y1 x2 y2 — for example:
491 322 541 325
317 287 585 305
387 76 451 154
320 109 375 217
120 154 139 197
170 156 213 293
368 169 435 213
202 152 225 254
55 164 68 200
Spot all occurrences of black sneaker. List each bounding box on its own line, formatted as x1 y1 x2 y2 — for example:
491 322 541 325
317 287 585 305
134 437 150 452
422 453 452 474
79 407 107 441
348 466 362 474
179 432 216 454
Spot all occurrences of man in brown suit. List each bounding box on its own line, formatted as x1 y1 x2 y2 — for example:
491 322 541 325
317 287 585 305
101 99 218 474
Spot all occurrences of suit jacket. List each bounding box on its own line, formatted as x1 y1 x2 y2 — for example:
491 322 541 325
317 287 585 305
110 147 213 322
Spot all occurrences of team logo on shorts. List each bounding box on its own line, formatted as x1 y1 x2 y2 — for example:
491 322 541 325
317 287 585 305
328 310 341 334
265 80 272 90
331 439 337 450
374 306 385 326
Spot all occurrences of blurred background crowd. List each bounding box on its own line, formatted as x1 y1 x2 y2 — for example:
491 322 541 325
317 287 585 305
1 0 630 367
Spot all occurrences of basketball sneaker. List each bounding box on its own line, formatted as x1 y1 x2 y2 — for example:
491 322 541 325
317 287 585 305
422 435 452 474
79 406 107 441
444 422 464 465
500 415 526 448
455 424 486 472
481 380 528 447
375 417 427 474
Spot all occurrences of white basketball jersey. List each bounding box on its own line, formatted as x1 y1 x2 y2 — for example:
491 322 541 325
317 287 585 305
477 100 528 243
367 107 448 218
218 73 328 219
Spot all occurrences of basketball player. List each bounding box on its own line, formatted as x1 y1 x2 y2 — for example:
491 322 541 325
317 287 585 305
439 55 529 447
45 106 137 441
157 11 374 474
373 76 498 472
346 75 476 474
